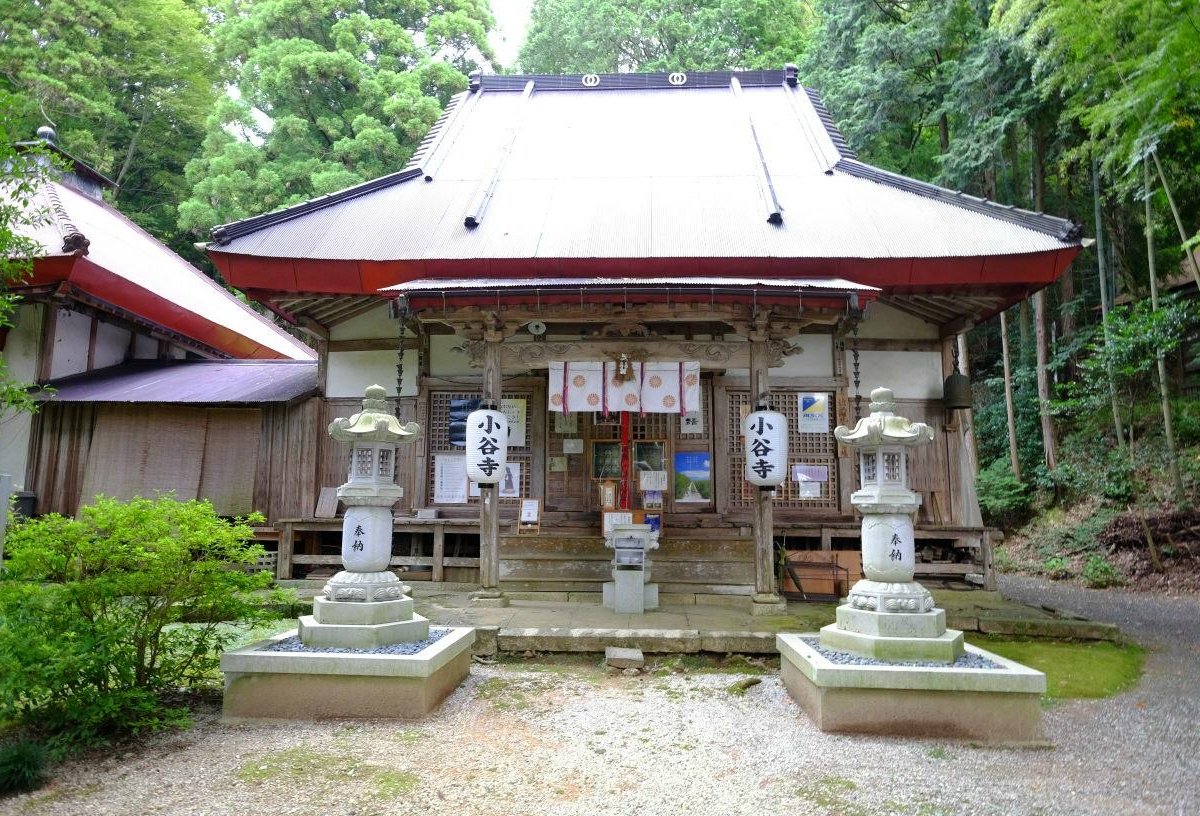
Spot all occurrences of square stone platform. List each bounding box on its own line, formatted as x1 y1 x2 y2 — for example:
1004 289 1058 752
777 633 1046 744
221 626 475 720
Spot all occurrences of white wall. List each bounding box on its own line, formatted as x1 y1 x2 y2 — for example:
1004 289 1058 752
132 334 158 359
93 321 131 369
0 304 45 487
430 334 479 377
330 303 395 341
852 350 944 400
49 307 91 379
328 349 419 397
774 334 833 377
858 301 939 340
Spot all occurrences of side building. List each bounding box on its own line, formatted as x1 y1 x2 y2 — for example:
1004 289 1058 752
2 132 316 520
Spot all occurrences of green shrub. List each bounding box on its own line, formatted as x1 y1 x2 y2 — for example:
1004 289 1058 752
1041 556 1071 580
0 738 47 795
1082 555 1122 588
1027 505 1117 560
0 496 290 754
976 458 1031 529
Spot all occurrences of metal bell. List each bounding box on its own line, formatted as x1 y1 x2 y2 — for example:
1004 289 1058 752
942 372 973 410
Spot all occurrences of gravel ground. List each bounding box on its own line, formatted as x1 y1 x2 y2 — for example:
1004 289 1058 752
3 579 1195 816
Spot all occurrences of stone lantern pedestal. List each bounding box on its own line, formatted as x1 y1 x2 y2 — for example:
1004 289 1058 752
820 387 962 662
297 385 427 649
776 387 1046 743
220 385 476 721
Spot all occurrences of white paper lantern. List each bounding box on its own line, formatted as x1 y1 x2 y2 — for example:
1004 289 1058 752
743 409 788 487
465 407 509 485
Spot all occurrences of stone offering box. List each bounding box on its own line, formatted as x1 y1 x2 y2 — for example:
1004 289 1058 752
776 633 1046 744
221 627 475 720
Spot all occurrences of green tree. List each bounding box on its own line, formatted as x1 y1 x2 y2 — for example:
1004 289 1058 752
993 0 1200 181
518 0 815 74
0 95 51 414
179 0 494 235
0 0 220 264
803 0 985 180
0 496 287 752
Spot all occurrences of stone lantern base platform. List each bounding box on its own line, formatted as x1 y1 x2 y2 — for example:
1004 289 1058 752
777 633 1046 744
298 596 430 649
220 627 475 720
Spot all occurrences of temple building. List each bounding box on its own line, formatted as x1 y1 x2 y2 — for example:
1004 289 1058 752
201 68 1084 605
3 131 315 519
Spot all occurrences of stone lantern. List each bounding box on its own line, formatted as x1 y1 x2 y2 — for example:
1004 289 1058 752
824 386 964 662
299 384 425 648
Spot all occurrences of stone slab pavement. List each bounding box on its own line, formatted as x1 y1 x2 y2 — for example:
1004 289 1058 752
275 579 1120 652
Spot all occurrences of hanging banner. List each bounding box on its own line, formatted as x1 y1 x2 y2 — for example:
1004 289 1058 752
548 361 700 414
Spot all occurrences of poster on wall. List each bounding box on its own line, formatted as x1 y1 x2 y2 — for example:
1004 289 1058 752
673 452 712 503
553 412 578 433
469 462 521 498
433 454 468 503
501 398 527 447
499 463 521 498
448 398 481 447
799 393 830 433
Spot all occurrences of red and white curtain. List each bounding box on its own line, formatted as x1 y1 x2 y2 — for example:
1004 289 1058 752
548 361 700 415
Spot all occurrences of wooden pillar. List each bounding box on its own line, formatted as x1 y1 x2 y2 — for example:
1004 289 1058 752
278 521 294 580
432 524 445 583
749 338 785 614
473 337 508 605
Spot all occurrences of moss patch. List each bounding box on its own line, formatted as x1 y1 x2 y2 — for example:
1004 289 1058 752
372 769 418 798
757 605 838 631
474 676 558 711
652 653 779 676
235 746 419 799
795 775 866 815
967 636 1144 699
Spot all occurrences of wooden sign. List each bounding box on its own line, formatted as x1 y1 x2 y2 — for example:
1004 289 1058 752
518 499 541 535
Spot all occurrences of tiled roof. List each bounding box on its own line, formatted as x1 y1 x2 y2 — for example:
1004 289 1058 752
42 360 318 403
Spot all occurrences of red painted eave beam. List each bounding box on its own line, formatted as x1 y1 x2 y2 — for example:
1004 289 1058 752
210 248 1082 298
24 255 287 360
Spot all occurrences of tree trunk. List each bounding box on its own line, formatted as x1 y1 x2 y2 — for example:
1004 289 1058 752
1030 127 1046 215
1143 161 1185 502
1092 159 1126 452
1000 309 1022 480
1019 299 1034 367
115 107 151 191
1006 126 1021 204
938 112 950 154
1150 150 1200 291
1033 290 1058 471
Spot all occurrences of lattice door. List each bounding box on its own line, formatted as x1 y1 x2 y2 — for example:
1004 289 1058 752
426 391 532 505
726 390 840 511
548 379 714 511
